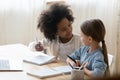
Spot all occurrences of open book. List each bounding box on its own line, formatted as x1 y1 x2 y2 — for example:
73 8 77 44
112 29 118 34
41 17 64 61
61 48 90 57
27 65 72 78
23 52 56 65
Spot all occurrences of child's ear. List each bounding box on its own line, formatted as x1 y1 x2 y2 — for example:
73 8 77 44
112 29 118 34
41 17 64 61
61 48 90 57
88 36 93 43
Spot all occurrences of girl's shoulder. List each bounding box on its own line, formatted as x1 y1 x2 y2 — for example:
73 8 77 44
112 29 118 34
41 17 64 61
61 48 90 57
93 48 104 59
78 46 89 53
80 46 89 49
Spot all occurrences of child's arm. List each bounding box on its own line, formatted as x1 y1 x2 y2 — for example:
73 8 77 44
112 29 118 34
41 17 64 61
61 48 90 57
84 69 94 77
83 55 106 77
82 62 94 77
84 67 93 77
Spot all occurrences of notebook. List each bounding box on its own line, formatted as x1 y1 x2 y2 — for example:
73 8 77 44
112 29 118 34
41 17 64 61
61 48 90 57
27 65 72 78
0 59 23 71
23 52 56 65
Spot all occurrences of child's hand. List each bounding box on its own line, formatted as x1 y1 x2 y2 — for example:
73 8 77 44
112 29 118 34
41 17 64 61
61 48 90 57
82 62 93 77
82 62 88 68
81 62 88 70
66 58 77 67
35 42 44 51
76 60 81 67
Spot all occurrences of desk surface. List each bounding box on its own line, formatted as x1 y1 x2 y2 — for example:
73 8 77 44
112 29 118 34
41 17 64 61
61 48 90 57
0 44 88 80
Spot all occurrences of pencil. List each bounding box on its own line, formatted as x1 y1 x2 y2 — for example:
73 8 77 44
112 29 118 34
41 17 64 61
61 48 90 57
67 55 76 63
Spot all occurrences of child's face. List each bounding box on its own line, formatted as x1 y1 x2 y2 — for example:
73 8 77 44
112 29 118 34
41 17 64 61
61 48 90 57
80 30 91 46
56 18 72 39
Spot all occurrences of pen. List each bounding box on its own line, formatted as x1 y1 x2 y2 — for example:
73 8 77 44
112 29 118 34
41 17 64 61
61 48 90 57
68 63 74 69
67 55 76 63
34 37 38 44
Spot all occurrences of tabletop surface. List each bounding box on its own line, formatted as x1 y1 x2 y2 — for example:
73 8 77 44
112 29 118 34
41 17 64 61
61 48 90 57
0 43 89 80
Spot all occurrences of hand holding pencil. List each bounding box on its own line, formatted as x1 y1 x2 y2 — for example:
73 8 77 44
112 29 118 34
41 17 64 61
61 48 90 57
66 55 80 68
34 37 44 51
66 55 88 70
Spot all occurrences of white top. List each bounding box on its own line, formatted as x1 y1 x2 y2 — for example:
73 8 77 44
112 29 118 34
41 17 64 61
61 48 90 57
59 36 77 61
29 33 81 61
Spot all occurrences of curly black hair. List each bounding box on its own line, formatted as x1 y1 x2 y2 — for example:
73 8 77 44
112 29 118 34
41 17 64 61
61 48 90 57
37 3 74 41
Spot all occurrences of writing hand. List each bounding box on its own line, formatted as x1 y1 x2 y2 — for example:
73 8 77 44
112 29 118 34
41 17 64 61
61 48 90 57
35 42 44 51
76 60 81 67
66 57 77 68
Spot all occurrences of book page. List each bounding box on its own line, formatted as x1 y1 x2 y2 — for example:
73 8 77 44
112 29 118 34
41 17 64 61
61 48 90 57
23 52 56 65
